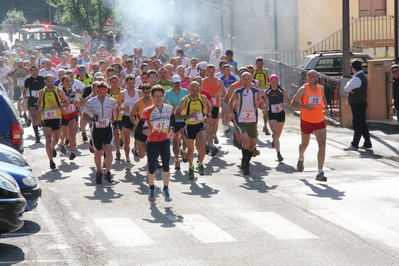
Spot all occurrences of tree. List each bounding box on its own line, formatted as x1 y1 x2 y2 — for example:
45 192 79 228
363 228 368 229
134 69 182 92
2 9 26 25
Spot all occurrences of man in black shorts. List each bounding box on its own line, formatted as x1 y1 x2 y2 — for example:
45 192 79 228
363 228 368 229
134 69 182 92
22 65 45 143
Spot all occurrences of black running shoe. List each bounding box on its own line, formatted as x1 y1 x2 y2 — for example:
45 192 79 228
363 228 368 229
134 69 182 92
96 172 102 184
35 136 41 143
52 149 57 158
115 151 121 161
65 137 70 146
243 167 250 175
82 132 88 142
104 171 114 183
316 172 327 182
50 160 56 169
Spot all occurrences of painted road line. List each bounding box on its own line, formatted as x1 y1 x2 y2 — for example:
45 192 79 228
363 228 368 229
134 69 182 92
94 218 153 247
241 212 319 239
167 214 236 243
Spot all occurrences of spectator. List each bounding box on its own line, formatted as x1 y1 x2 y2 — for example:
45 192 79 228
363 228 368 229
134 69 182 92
82 31 91 51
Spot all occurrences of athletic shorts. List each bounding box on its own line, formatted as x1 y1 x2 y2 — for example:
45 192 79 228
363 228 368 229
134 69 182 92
268 110 286 123
122 115 134 130
61 114 78 126
235 122 257 139
147 139 170 174
175 121 186 132
300 120 326 135
42 119 61 131
184 122 206 140
135 128 148 142
92 126 114 151
210 106 219 119
27 97 39 108
112 120 123 130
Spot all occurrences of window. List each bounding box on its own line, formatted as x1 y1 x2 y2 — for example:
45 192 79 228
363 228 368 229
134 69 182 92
359 0 386 17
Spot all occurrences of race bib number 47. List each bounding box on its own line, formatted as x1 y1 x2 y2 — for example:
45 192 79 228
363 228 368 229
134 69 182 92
153 119 169 131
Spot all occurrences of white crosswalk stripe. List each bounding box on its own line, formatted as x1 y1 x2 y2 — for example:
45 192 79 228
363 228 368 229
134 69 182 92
94 218 153 247
240 212 319 239
166 214 236 243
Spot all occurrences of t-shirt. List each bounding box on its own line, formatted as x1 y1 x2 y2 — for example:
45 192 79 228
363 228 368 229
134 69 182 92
39 68 57 77
0 65 11 84
24 75 45 98
157 80 173 91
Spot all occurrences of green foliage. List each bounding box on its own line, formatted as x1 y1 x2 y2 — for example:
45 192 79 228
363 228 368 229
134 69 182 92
2 9 26 25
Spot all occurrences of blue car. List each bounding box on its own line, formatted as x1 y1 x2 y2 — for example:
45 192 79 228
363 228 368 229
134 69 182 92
0 161 41 212
0 143 31 171
0 169 26 235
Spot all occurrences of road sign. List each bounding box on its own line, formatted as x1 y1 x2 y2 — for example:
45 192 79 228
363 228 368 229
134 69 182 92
103 15 117 31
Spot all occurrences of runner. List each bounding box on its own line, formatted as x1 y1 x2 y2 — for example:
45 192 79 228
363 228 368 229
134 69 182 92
129 83 154 162
22 65 45 143
175 81 210 179
253 57 271 135
38 74 70 169
137 85 174 202
118 74 141 170
108 75 123 161
163 75 189 170
264 74 291 162
7 59 29 120
229 72 266 175
290 70 329 182
82 82 118 184
219 64 237 137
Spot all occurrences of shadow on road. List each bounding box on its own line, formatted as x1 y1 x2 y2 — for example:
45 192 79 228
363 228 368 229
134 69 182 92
239 176 278 193
142 205 182 228
181 181 220 198
300 179 345 200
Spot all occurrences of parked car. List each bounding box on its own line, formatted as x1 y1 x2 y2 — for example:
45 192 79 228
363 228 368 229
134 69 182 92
297 50 372 76
0 161 41 212
0 143 31 171
0 88 24 153
0 169 26 235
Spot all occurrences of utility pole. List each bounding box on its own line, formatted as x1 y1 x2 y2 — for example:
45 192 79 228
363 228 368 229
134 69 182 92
342 0 351 78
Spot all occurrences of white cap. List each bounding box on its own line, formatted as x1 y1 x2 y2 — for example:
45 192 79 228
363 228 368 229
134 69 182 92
172 75 181 83
199 62 208 69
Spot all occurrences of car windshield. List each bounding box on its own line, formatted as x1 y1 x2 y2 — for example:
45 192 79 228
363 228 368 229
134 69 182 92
297 57 311 68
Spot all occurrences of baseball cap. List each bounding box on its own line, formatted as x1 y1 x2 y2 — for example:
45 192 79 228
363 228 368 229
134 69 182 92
0 57 4 61
199 62 207 69
94 72 105 79
78 65 86 73
98 45 105 49
269 74 279 81
16 59 24 63
172 75 181 83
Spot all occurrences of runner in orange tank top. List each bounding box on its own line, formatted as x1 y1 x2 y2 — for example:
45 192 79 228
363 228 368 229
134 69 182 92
290 70 330 182
201 64 225 157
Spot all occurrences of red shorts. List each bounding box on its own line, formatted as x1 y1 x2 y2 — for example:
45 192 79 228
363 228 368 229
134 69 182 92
300 120 326 134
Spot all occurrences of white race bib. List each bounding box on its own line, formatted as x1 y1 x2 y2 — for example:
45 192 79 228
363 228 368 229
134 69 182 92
153 119 169 131
212 97 217 105
189 112 203 123
238 109 256 122
17 78 25 86
95 118 110 128
308 95 322 106
271 103 283 113
44 109 57 119
31 90 40 98
63 105 74 113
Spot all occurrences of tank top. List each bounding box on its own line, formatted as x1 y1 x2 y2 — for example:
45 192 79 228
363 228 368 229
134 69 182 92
62 87 78 114
253 68 269 89
235 87 259 123
266 86 285 113
41 87 62 120
184 95 206 125
122 88 140 116
109 87 123 120
203 77 222 107
136 97 154 125
181 76 190 90
300 83 326 123
141 104 173 142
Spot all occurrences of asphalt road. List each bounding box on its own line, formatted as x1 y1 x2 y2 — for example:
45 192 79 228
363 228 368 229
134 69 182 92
1 109 399 266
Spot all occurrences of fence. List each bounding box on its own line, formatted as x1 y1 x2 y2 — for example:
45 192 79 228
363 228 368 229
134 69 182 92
264 59 341 120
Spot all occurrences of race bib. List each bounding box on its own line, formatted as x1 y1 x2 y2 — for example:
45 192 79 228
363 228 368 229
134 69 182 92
308 95 322 106
212 97 217 105
189 112 202 123
44 109 57 119
95 118 110 128
17 78 25 86
63 105 74 113
239 109 256 122
31 90 40 98
153 119 169 131
271 103 283 113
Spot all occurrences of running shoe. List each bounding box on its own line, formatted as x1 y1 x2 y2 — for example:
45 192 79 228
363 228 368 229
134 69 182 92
49 160 56 170
253 149 260 157
197 163 205 175
60 144 66 154
213 135 219 144
104 171 114 183
52 148 57 158
205 143 210 154
89 143 94 153
210 146 218 157
297 160 304 172
188 166 195 179
65 137 70 146
156 159 162 169
125 159 132 170
69 152 76 160
162 189 172 202
148 187 156 203
181 150 188 163
224 130 231 138
96 171 102 184
132 148 140 162
23 112 28 121
343 144 357 151
26 119 32 127
115 151 121 161
175 161 181 170
243 167 250 175
359 145 373 150
82 132 88 142
35 136 41 143
277 153 284 162
119 138 124 148
263 126 271 135
316 171 327 182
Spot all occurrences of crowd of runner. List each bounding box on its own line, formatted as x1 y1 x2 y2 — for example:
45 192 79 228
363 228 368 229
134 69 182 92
0 32 332 203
